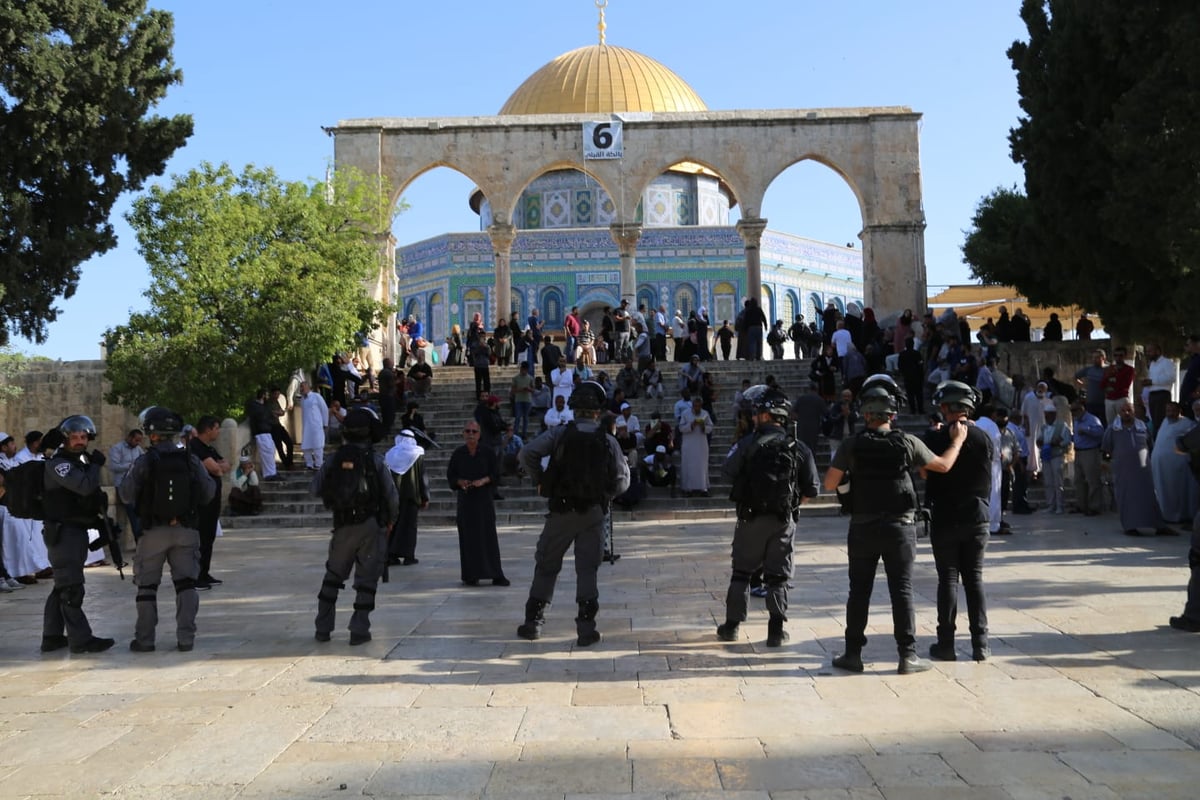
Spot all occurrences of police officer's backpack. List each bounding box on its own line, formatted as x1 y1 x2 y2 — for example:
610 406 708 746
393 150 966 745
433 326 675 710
3 461 46 519
139 449 197 529
541 423 613 507
321 444 380 523
731 431 800 520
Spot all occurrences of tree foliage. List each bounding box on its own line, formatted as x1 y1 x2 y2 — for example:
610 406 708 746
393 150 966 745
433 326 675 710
964 1 1200 342
0 0 193 345
104 163 395 421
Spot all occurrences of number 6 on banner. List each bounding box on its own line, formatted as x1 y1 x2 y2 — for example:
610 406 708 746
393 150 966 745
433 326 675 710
583 120 623 160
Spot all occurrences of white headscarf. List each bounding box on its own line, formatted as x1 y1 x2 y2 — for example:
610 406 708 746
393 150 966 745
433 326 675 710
385 430 424 476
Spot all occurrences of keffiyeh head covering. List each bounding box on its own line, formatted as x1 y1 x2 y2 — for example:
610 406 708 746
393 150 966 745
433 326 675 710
385 430 424 475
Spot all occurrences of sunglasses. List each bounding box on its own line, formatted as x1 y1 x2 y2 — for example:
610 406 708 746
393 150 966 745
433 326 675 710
463 429 480 434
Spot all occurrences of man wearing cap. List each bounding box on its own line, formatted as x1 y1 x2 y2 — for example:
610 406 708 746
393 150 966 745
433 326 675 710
619 403 643 451
924 381 995 662
641 445 677 495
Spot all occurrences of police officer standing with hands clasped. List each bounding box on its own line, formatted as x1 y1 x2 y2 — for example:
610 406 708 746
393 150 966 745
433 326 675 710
517 380 630 646
718 386 819 647
40 416 115 654
823 374 966 674
923 381 994 662
119 407 214 652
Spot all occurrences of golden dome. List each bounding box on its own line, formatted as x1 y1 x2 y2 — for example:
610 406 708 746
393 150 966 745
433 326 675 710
499 44 707 115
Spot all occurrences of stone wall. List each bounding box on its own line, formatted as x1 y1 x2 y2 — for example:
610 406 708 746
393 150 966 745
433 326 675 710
0 360 252 489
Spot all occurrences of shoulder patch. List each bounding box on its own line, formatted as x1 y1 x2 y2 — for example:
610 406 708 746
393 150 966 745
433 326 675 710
54 462 72 478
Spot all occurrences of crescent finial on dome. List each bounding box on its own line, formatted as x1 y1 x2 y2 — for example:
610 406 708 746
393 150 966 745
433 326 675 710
597 0 607 47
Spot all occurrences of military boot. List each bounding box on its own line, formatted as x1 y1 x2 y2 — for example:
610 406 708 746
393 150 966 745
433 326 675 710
575 598 601 647
766 617 790 648
517 598 548 641
929 640 957 661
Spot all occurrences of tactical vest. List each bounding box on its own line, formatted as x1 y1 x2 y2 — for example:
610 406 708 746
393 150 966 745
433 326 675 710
849 430 917 516
541 422 613 512
923 426 992 521
43 455 105 526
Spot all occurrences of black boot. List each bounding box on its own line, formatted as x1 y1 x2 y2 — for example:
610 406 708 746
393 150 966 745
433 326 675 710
929 641 957 661
517 598 548 641
575 598 601 647
832 649 864 672
766 617 789 648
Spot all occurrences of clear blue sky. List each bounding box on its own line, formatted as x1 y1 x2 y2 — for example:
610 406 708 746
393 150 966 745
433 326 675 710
17 0 1027 360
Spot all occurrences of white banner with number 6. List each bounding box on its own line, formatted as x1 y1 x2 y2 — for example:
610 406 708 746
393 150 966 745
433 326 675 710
583 120 623 160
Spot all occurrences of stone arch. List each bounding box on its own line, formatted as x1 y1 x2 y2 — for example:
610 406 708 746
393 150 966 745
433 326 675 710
461 288 486 329
427 291 444 342
712 281 738 327
783 290 799 324
404 297 421 322
636 284 657 317
761 285 775 324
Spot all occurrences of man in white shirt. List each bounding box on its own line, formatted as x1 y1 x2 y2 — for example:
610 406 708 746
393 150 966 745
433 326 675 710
543 395 574 428
830 320 852 366
653 305 669 361
1146 342 1178 441
619 403 643 450
298 381 330 469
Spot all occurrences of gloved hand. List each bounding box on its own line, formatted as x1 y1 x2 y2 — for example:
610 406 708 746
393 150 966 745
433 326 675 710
89 449 106 468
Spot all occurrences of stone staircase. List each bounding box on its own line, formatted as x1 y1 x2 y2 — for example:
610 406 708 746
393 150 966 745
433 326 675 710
220 359 1065 530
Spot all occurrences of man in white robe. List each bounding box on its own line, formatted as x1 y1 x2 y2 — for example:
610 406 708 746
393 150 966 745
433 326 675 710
298 381 329 470
678 397 714 496
973 411 1004 534
1153 402 1198 524
2 430 50 581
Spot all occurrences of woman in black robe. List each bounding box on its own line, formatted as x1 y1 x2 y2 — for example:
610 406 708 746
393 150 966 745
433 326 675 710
446 422 509 586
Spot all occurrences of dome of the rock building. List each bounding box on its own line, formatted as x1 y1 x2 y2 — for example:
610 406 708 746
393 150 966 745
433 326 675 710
499 44 707 115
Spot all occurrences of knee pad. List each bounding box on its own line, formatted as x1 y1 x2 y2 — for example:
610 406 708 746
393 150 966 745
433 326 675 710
730 569 752 585
352 601 375 612
174 577 196 593
354 584 377 596
60 583 85 609
318 578 344 603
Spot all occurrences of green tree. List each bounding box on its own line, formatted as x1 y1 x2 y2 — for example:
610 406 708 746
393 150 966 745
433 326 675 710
104 163 395 421
0 0 193 345
961 186 1035 290
965 1 1200 342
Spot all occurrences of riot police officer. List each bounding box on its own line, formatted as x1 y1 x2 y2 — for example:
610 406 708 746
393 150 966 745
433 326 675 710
924 381 994 662
822 374 966 674
41 416 115 654
311 407 399 645
118 407 214 652
517 380 631 646
718 386 819 646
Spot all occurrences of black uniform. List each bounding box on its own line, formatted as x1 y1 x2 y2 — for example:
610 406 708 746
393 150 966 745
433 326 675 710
119 442 215 650
720 422 819 640
518 419 630 642
830 427 939 660
924 425 994 657
311 443 399 643
42 450 109 651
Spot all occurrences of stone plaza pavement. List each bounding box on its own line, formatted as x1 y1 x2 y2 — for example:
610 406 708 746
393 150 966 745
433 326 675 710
1 511 1199 799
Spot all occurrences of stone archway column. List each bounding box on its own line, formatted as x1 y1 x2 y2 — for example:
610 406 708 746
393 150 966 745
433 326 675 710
375 232 397 365
609 222 643 303
735 217 767 302
487 222 516 326
860 221 927 318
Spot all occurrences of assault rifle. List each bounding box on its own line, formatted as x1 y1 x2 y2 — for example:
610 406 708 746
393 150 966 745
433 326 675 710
91 514 127 580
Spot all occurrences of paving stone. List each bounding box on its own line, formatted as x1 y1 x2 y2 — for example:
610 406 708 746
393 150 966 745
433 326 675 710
365 759 495 796
488 758 631 794
858 754 965 788
633 758 722 791
516 705 671 742
716 756 874 791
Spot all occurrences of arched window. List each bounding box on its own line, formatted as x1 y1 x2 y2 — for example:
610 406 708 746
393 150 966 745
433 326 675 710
540 287 564 328
760 285 774 324
404 298 421 323
833 296 846 316
783 290 798 324
509 289 523 322
463 289 485 329
673 283 697 319
712 281 737 326
809 293 823 322
846 300 863 319
637 285 657 320
427 292 444 342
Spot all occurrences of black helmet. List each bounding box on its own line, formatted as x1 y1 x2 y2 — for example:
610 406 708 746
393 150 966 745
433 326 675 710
342 406 383 442
932 380 978 412
860 374 901 416
59 415 97 441
568 380 607 412
139 406 184 435
753 386 791 419
739 384 769 415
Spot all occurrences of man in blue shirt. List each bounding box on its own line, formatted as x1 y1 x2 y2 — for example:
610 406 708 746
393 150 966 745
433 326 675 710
1070 401 1107 516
